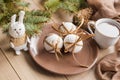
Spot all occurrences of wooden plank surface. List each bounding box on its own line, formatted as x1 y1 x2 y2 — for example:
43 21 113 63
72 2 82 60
0 30 20 80
65 68 96 80
0 50 20 80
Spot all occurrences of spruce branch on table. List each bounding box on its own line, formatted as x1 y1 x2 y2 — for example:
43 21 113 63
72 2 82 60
44 0 61 13
0 0 90 37
25 23 42 37
0 0 51 37
44 0 88 13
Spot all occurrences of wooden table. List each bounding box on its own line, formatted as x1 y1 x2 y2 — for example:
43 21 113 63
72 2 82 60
0 0 116 80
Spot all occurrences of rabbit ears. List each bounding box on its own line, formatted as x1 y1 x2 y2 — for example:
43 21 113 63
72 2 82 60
11 11 25 24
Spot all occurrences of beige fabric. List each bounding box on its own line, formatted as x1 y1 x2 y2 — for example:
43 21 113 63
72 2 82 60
87 0 120 79
87 0 120 20
96 53 120 80
10 34 27 47
115 37 120 52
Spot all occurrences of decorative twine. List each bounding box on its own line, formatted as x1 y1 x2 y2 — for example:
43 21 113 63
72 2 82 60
44 36 62 61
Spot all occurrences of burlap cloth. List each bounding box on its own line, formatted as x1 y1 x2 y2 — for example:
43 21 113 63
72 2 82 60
87 0 120 21
96 53 120 80
86 0 120 80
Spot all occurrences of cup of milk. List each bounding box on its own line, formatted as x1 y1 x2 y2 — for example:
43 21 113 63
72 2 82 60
88 18 120 48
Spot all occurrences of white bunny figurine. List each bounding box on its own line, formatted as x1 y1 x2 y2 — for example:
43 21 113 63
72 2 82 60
9 11 30 55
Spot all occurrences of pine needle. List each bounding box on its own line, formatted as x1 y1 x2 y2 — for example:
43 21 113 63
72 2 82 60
44 0 88 13
60 2 78 12
0 0 89 37
0 0 4 3
31 10 50 17
2 23 10 32
0 1 50 37
25 23 41 36
0 13 4 21
44 0 61 13
25 16 49 24
16 1 30 7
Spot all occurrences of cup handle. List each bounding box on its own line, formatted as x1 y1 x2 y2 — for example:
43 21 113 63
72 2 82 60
87 21 95 34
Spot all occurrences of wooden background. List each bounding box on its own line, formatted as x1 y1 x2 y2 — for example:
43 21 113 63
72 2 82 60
0 0 116 80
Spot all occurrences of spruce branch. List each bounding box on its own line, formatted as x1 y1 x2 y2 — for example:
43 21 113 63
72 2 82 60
2 23 10 33
0 13 4 21
25 23 42 37
44 0 61 13
1 0 89 37
44 0 88 13
0 0 4 3
25 15 49 24
0 0 51 36
31 10 51 17
16 1 30 7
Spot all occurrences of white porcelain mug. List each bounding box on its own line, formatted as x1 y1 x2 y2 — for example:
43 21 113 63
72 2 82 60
88 18 120 49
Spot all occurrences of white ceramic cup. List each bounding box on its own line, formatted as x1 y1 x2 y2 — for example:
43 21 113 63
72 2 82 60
88 18 120 49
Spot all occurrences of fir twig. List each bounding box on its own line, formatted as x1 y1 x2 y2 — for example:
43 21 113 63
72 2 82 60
25 16 49 24
31 10 50 17
0 13 4 21
25 23 42 37
1 0 89 37
2 23 10 33
16 1 30 7
44 0 88 13
0 0 51 36
44 0 61 13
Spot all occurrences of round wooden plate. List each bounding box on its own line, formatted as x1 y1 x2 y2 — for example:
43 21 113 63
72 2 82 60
29 24 98 75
